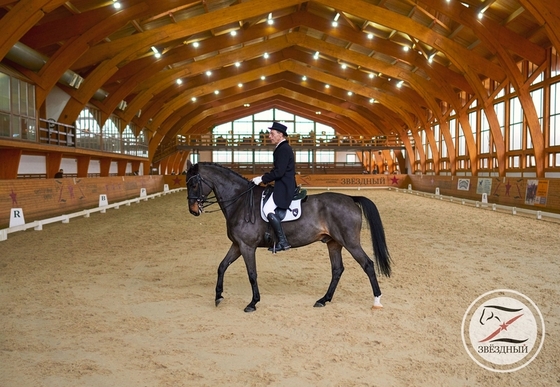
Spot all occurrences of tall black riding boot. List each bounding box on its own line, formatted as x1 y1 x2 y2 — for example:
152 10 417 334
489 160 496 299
267 212 291 252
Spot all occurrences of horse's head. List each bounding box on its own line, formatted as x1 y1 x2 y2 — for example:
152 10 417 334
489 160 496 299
186 162 212 216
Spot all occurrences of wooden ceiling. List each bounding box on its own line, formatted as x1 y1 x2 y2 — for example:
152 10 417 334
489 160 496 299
1 0 558 158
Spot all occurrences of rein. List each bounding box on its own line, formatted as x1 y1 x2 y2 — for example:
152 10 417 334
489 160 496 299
187 174 257 222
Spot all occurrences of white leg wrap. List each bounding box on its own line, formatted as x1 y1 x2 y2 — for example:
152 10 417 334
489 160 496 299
372 295 383 309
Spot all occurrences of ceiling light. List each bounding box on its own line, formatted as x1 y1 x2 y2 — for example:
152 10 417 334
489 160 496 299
347 91 353 96
235 62 241 67
238 83 243 87
113 1 121 9
325 84 330 88
403 46 409 52
369 73 375 79
332 21 338 27
191 97 197 102
367 33 374 39
428 53 436 63
244 103 250 107
313 51 320 59
261 76 266 80
214 90 220 95
478 12 484 19
206 70 212 76
267 13 273 25
151 46 161 58
302 76 307 81
334 13 340 21
369 98 375 103
176 79 183 85
316 111 321 115
230 30 237 36
263 52 269 59
193 41 199 48
341 63 347 69
397 80 404 88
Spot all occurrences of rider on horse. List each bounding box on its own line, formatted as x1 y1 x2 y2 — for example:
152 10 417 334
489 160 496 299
251 122 295 252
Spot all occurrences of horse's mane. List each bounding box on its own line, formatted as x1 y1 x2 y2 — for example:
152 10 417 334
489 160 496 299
196 162 250 182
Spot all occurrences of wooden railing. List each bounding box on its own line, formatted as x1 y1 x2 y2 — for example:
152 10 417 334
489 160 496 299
153 133 407 162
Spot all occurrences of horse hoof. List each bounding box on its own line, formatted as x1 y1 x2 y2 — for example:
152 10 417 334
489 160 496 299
244 306 256 313
215 297 224 307
313 302 325 308
371 304 383 310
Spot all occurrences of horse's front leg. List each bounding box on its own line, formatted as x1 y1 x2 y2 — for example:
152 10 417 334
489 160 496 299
239 243 260 313
314 240 344 307
215 243 241 307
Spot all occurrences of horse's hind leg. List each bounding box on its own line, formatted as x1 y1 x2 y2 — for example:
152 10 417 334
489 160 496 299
215 243 241 307
314 240 344 307
346 245 383 309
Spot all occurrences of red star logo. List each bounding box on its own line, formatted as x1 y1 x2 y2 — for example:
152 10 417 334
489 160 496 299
173 176 181 186
391 176 399 185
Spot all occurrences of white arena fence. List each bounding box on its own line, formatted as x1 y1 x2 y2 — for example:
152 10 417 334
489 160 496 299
389 187 560 223
0 187 186 242
3 184 559 242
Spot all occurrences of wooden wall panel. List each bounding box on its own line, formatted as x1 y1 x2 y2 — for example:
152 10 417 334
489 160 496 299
408 175 560 214
0 175 164 228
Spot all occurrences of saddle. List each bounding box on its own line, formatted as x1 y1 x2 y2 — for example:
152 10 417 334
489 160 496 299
260 186 307 222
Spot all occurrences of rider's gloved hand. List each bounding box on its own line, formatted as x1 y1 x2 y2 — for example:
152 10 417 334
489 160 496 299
251 176 263 185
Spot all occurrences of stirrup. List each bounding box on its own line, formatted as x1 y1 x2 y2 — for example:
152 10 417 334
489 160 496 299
268 242 291 253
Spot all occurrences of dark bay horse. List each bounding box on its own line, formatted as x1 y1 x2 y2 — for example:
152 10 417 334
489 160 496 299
186 162 392 312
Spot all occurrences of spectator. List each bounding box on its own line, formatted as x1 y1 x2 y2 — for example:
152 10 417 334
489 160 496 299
54 169 63 178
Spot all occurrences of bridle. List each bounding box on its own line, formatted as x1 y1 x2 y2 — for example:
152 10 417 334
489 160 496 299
187 173 256 219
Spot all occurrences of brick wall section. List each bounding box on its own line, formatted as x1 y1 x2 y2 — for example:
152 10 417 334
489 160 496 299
0 176 164 228
408 175 560 214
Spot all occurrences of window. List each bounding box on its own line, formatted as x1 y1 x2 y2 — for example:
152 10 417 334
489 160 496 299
76 108 101 149
551 82 560 146
0 72 36 140
509 97 523 150
480 110 490 154
211 108 336 164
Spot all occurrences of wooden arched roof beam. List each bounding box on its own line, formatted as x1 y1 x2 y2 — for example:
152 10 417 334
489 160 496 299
182 95 416 166
143 60 420 146
154 77 390 146
155 80 413 161
126 30 445 122
422 0 547 177
131 48 427 138
518 0 560 53
106 9 471 126
29 2 166 109
317 0 508 175
126 46 428 142
53 0 305 125
184 96 356 136
146 86 382 155
102 9 306 119
0 0 67 59
161 77 395 141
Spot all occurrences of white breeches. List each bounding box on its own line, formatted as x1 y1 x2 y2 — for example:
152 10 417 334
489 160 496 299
263 193 277 216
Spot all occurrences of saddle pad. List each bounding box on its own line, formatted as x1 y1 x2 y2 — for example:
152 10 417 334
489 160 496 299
260 193 302 222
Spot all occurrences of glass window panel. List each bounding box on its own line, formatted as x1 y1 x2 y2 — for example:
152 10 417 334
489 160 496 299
274 109 293 121
27 83 35 117
254 110 273 121
11 78 19 115
19 81 27 116
0 73 9 112
0 112 10 137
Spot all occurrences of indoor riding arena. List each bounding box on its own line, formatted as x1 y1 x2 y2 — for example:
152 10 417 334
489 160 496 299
1 0 560 386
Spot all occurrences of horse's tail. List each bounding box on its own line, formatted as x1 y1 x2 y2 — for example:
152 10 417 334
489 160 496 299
351 196 392 277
